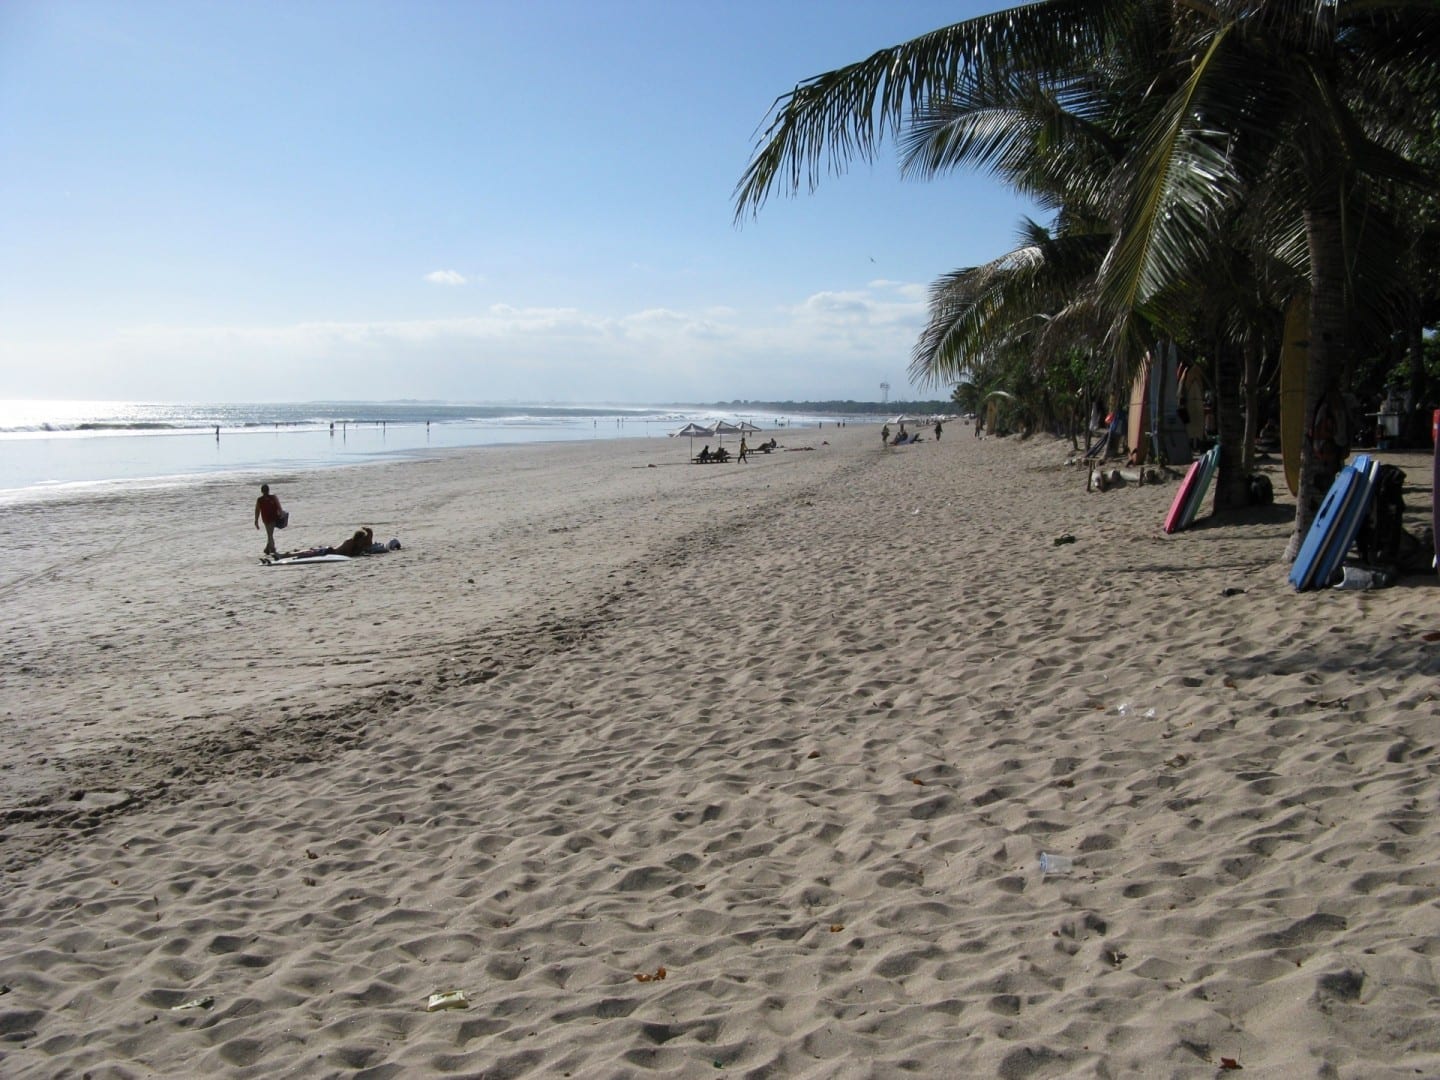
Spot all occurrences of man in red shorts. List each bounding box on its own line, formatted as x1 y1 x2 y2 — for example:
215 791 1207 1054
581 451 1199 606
254 483 284 556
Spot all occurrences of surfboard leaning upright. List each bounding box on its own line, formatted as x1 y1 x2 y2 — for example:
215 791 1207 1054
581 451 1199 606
1288 454 1377 591
1179 444 1221 530
1127 358 1150 464
1433 408 1439 573
1312 455 1379 590
1162 444 1219 534
1163 455 1206 534
1289 465 1358 590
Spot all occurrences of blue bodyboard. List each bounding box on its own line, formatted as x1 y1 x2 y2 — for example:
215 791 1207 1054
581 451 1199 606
1310 456 1378 589
1289 455 1373 591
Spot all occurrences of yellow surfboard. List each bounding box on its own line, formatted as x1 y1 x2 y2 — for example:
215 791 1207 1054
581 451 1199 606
1127 355 1150 463
1279 294 1309 496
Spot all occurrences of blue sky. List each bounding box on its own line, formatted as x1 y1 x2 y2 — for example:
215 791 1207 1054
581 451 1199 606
0 0 1041 404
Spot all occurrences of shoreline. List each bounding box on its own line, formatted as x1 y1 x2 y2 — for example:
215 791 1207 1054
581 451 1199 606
2 428 1438 1077
0 431 635 510
0 420 686 508
0 399 881 505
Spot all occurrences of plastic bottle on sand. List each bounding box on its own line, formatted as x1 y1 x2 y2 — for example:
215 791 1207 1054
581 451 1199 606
1038 852 1074 875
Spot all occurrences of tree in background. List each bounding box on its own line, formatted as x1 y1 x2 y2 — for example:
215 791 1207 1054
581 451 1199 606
736 0 1439 558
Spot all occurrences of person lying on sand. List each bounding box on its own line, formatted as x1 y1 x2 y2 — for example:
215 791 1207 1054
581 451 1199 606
333 527 375 557
277 527 374 561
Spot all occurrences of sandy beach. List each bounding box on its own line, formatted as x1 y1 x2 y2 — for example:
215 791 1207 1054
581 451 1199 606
2 426 1437 1078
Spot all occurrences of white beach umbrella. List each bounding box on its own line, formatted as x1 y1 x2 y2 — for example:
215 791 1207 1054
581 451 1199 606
710 420 742 447
736 421 762 434
673 422 715 456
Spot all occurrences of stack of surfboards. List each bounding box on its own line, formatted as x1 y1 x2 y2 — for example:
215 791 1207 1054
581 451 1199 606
1288 454 1379 590
1162 444 1221 534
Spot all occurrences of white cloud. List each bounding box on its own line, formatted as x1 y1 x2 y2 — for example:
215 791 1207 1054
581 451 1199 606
9 279 939 402
869 279 928 301
789 286 927 329
797 290 872 318
424 270 467 286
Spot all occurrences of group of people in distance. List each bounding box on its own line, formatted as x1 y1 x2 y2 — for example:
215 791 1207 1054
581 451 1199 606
255 483 392 561
694 437 780 464
881 419 943 447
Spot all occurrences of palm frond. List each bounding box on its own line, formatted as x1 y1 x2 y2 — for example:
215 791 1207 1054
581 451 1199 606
1099 22 1240 318
897 71 1124 214
909 226 1110 388
733 0 1132 221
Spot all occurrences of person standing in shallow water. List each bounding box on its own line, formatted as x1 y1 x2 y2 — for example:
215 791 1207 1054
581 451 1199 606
254 484 283 556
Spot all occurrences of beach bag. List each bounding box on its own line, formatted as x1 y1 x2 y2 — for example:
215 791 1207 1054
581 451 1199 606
1247 473 1274 506
276 510 290 529
1356 465 1404 567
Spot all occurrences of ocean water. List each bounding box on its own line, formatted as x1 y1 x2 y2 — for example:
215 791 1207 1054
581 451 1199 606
0 400 841 504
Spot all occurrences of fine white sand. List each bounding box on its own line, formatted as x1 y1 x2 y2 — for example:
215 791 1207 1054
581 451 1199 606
1 427 1437 1078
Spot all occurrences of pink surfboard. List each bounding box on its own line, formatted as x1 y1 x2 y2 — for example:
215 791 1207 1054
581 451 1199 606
1163 455 1204 533
1432 409 1439 572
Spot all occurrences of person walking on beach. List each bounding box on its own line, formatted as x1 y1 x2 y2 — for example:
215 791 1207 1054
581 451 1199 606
255 483 284 556
933 419 943 441
739 436 749 463
882 424 891 446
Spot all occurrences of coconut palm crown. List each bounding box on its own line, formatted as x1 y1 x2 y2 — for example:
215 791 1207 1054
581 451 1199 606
736 0 1440 555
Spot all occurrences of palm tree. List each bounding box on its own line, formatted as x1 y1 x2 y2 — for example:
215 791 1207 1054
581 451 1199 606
1103 2 1437 550
891 55 1166 463
735 0 1440 556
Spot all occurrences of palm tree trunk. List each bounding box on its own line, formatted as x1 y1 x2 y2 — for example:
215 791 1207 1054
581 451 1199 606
1285 204 1349 561
1213 339 1249 509
1241 337 1260 476
1403 308 1425 446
